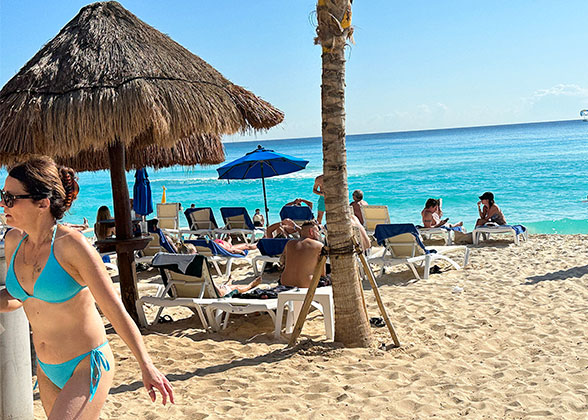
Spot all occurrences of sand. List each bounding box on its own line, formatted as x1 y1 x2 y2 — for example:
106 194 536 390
32 234 588 419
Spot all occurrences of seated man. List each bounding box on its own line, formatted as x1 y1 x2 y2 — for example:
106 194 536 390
349 189 368 225
279 221 328 288
264 218 302 238
285 197 314 209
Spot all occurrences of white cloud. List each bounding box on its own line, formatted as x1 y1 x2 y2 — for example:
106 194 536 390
528 84 588 104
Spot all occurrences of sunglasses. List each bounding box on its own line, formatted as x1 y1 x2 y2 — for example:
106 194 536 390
0 189 48 208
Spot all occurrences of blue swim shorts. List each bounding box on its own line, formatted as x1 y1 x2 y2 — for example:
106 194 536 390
317 195 325 212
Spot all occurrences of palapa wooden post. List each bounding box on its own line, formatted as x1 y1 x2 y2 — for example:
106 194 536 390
287 252 328 347
108 140 140 324
354 239 400 347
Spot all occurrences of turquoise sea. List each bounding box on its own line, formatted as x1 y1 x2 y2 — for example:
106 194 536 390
2 120 587 234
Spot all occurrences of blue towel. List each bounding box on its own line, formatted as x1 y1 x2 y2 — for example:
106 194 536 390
147 225 177 253
257 238 290 256
184 207 219 230
374 223 432 253
185 239 248 258
279 206 314 222
441 225 464 232
220 207 255 230
480 224 526 235
509 224 526 235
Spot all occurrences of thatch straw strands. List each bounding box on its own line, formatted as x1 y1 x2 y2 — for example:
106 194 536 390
58 133 225 171
0 133 224 171
0 1 283 158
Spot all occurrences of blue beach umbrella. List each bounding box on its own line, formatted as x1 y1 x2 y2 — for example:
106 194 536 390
217 145 309 226
133 168 153 217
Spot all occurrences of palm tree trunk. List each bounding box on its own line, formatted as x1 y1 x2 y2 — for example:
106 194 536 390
316 0 372 347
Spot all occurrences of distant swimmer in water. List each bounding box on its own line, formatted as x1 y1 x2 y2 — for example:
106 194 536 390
582 195 588 203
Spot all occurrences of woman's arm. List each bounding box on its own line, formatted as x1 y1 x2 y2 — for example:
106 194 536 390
64 232 174 405
0 289 23 313
0 230 25 313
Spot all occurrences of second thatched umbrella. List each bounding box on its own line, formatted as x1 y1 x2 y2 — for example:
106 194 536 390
0 1 283 322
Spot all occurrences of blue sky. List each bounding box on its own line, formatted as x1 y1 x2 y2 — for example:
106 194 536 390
1 0 587 141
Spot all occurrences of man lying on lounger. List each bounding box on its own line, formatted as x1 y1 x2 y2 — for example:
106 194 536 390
279 221 329 288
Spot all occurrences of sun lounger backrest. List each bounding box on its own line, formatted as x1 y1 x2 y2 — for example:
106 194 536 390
384 233 425 258
226 215 247 229
279 206 314 224
184 207 218 230
361 205 390 232
257 238 290 256
220 207 255 230
142 233 161 257
152 253 220 298
157 203 181 230
168 269 219 299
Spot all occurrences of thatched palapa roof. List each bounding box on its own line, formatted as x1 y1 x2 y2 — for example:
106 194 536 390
0 1 283 160
0 132 225 171
57 133 225 171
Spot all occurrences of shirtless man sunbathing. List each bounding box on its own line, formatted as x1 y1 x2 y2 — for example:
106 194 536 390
279 221 326 288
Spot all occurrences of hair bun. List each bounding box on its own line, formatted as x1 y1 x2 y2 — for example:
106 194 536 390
59 166 79 209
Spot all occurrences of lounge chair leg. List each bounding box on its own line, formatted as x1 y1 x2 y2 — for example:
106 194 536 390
226 259 233 278
408 262 422 280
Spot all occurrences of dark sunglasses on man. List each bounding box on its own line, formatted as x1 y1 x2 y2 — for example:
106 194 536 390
0 189 48 208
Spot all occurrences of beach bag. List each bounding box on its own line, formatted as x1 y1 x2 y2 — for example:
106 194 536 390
453 231 473 245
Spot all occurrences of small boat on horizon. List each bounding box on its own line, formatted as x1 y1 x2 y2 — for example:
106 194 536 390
581 109 588 121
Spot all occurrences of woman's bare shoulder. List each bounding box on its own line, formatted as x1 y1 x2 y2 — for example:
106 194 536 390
3 228 26 261
55 224 94 251
4 228 25 246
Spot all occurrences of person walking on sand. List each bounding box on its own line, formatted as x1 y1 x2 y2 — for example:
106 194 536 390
313 174 325 224
0 157 174 419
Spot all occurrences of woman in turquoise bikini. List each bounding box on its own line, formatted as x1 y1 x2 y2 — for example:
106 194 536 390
0 157 173 419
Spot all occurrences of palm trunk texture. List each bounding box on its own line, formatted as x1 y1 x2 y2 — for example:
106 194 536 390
316 0 372 347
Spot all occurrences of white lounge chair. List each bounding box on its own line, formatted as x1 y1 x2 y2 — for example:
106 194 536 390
418 226 455 245
473 224 528 245
182 207 220 239
252 238 290 276
217 207 260 243
137 253 277 332
360 205 390 235
368 224 470 280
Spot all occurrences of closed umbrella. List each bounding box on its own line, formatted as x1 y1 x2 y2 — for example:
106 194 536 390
133 168 153 232
217 145 309 227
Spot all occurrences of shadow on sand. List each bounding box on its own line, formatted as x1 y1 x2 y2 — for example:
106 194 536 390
107 339 342 395
523 265 588 285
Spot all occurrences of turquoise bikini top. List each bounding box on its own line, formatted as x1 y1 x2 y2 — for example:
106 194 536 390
5 227 86 303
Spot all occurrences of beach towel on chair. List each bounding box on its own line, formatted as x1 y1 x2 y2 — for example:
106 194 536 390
279 206 314 222
510 225 526 235
257 238 290 256
185 239 249 257
374 223 434 253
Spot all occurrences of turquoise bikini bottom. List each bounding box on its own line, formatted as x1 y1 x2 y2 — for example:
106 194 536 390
37 341 110 401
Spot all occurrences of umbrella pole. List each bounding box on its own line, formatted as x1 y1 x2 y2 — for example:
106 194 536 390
261 167 269 228
108 140 140 324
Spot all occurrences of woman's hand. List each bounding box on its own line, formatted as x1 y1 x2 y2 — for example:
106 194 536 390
142 363 175 405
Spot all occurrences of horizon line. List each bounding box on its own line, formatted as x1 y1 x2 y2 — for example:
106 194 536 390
225 118 582 144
